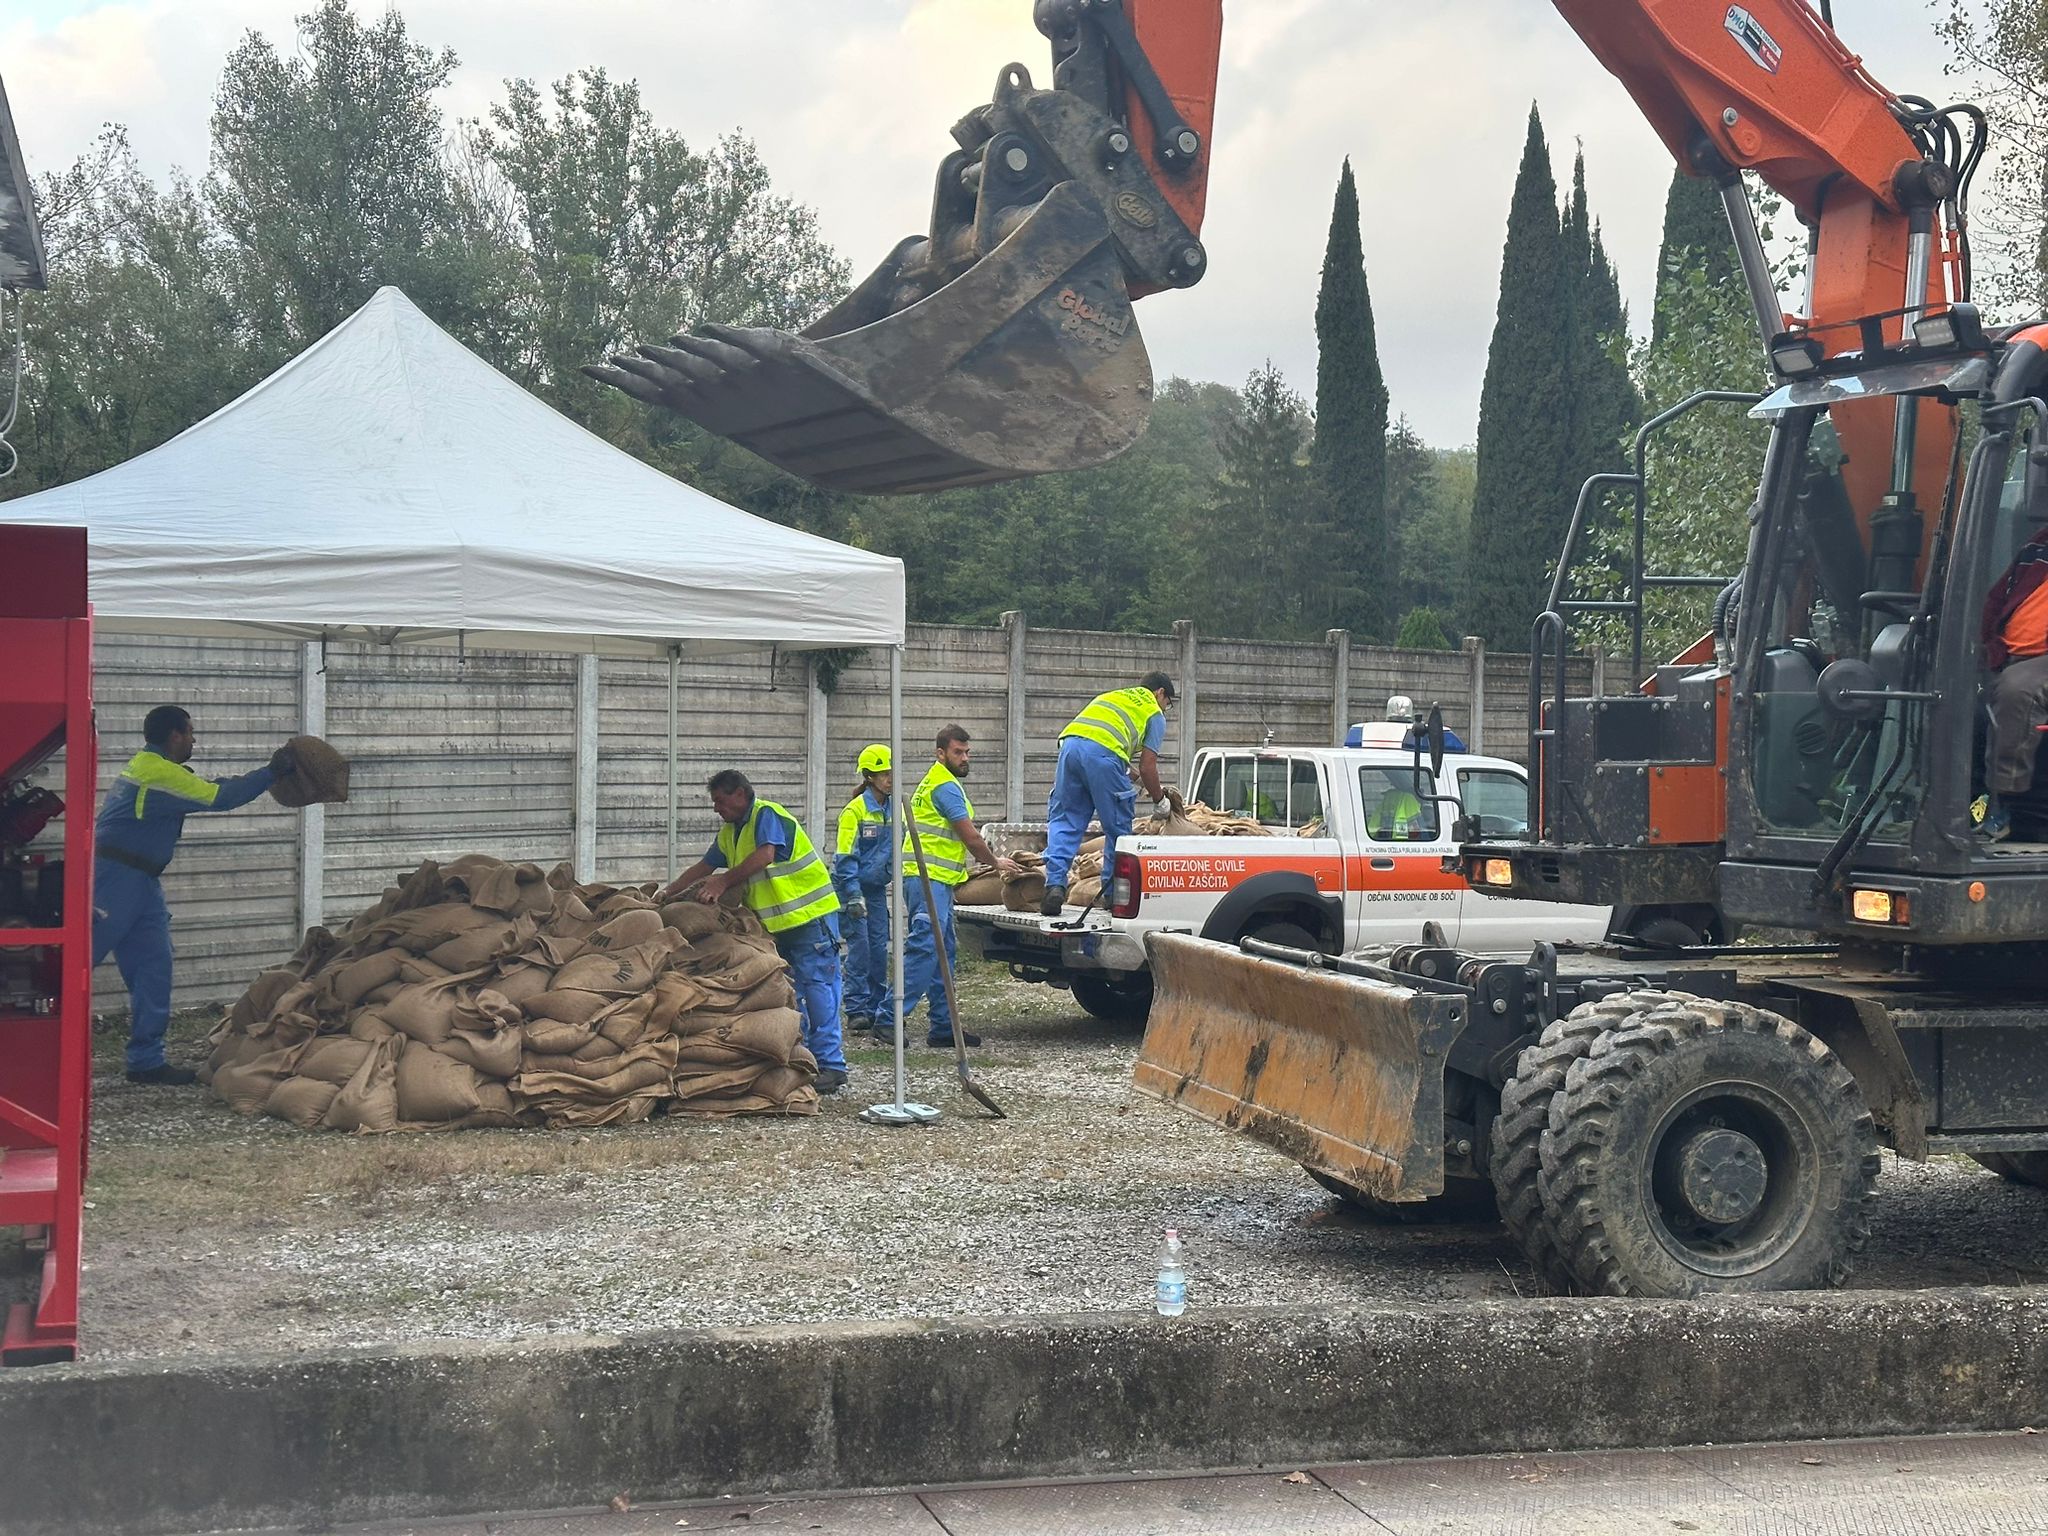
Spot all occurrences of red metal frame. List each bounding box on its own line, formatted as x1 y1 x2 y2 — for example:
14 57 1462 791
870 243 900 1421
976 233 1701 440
0 526 93 1365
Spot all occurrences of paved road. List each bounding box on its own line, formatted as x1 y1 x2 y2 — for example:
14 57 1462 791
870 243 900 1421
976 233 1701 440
214 1432 2048 1535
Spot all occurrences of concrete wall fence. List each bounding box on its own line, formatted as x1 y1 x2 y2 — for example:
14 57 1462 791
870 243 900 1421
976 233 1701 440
65 620 1615 1006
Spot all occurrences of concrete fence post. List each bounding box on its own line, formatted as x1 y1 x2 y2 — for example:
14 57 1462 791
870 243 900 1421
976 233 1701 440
573 654 600 880
298 642 327 933
1463 635 1486 756
1173 619 1198 780
1002 610 1027 820
1327 629 1350 746
1592 644 1608 697
805 655 829 833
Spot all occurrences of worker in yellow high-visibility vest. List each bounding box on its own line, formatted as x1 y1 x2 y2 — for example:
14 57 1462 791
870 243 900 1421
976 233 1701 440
898 725 1018 1048
1040 673 1176 915
660 769 848 1094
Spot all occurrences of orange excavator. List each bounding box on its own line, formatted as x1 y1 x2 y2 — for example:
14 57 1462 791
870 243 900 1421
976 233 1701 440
605 4 2048 1298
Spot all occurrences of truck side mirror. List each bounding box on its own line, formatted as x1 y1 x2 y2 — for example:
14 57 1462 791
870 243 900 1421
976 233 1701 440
1427 705 1446 778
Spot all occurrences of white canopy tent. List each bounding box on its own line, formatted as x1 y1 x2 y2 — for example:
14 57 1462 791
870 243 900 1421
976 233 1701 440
1 287 932 1116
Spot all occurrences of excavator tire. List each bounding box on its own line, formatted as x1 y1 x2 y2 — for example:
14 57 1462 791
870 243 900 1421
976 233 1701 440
1971 1151 2048 1187
1489 991 1661 1293
1539 997 1879 1298
1307 1168 1496 1223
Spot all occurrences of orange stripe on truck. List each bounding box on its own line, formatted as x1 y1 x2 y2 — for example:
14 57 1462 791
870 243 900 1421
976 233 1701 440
1138 853 1463 895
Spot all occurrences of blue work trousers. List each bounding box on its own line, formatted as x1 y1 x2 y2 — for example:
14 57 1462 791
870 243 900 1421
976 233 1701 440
91 860 175 1072
775 913 847 1073
899 876 959 1039
841 883 894 1025
1043 736 1137 891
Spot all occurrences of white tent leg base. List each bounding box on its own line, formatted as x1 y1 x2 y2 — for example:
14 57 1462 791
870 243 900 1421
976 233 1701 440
859 1101 942 1126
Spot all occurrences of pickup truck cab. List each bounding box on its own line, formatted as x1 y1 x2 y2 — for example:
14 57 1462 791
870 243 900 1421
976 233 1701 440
958 735 1708 1019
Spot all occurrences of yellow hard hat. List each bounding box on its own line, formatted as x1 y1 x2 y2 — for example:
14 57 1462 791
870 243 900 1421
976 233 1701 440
857 744 892 773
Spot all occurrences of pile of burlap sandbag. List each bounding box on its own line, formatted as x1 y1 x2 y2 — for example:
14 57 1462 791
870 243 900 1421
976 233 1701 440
1135 801 1282 838
201 855 819 1133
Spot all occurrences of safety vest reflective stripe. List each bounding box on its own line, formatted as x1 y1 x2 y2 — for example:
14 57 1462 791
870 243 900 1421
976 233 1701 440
716 799 840 933
906 762 974 885
121 751 221 819
1061 686 1160 763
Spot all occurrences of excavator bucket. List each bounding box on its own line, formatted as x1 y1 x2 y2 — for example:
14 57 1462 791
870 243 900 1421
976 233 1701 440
1134 935 1471 1203
587 181 1153 496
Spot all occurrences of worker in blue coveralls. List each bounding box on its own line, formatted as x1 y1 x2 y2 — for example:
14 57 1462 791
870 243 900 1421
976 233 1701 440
833 744 895 1043
1039 673 1177 916
658 770 849 1095
94 706 295 1085
901 725 1019 1048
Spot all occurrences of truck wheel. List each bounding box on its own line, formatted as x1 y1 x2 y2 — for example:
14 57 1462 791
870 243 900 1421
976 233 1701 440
1489 991 1659 1293
1307 1168 1495 1222
1539 998 1879 1297
1971 1152 2048 1187
1068 971 1153 1023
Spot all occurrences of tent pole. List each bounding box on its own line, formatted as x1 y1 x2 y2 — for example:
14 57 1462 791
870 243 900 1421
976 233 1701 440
861 643 935 1125
666 644 680 882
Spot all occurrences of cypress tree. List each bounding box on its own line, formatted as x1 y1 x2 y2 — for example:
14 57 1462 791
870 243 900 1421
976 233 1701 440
1559 154 1639 524
1652 168 1738 343
1467 106 1570 648
1311 159 1391 639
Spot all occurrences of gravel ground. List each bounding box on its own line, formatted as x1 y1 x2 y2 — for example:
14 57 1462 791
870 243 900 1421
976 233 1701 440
8 960 2048 1362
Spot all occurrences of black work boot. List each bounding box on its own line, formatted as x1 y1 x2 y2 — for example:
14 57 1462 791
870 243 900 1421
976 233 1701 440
1039 884 1068 917
125 1063 198 1086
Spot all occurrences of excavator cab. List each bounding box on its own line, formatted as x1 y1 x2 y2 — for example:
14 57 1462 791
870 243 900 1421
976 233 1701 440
586 1 1222 495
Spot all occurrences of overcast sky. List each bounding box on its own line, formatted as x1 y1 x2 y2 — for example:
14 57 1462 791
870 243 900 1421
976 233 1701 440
7 0 1957 446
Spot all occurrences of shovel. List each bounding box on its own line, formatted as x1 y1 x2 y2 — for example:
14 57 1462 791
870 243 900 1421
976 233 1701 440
903 813 1007 1120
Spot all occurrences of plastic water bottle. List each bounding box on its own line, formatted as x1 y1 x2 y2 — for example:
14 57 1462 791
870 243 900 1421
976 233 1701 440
1154 1228 1187 1317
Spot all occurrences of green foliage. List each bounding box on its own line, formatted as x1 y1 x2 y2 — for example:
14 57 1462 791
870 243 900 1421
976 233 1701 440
1311 160 1391 639
1386 418 1472 620
1652 170 1736 343
1395 607 1454 650
1188 363 1324 639
1559 156 1639 539
1937 0 2048 313
1467 106 1571 647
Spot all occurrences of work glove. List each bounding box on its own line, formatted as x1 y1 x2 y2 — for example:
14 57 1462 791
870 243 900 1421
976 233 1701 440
846 899 868 919
268 744 297 777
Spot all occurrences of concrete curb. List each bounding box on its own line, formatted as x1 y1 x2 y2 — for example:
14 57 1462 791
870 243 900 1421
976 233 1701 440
4 1288 2047 1535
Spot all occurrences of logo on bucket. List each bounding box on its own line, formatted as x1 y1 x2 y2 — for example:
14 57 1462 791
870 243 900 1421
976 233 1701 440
1057 287 1131 337
1724 6 1783 72
1114 191 1158 229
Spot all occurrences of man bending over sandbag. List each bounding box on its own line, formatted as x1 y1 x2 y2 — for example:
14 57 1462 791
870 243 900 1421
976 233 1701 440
94 706 301 1085
660 770 850 1096
1040 673 1179 916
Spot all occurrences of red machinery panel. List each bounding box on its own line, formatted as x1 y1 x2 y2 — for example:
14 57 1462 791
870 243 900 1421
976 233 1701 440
0 524 92 1365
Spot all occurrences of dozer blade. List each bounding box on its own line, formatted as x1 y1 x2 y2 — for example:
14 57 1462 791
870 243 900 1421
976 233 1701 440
587 181 1152 496
1134 935 1471 1203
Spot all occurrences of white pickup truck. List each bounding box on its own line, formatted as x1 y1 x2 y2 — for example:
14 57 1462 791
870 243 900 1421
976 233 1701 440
956 733 1719 1020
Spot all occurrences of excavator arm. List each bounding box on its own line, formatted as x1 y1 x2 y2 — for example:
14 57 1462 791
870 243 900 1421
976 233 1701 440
585 0 1221 495
592 0 1979 513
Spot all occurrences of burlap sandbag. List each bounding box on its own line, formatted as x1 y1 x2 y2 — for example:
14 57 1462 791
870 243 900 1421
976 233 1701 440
214 1045 304 1115
734 973 797 1015
440 855 552 916
491 960 555 1007
396 1039 485 1123
646 973 710 1035
524 988 612 1026
669 1063 768 1100
582 909 666 952
269 734 350 808
672 1040 755 1070
348 1011 399 1043
228 969 302 1032
1078 835 1105 860
459 1082 523 1130
597 993 656 1050
659 901 726 942
264 1075 341 1130
753 1065 818 1103
330 950 405 1007
358 981 403 1007
1002 872 1047 912
553 934 683 996
680 935 785 994
324 1037 401 1132
1069 877 1103 910
514 1041 676 1101
437 1023 524 1079
297 1036 376 1087
427 914 536 973
523 1017 596 1055
519 1093 660 1130
369 902 495 956
200 1028 275 1087
1072 849 1104 881
381 972 478 1046
520 1050 624 1080
686 1006 799 1064
955 872 1003 906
